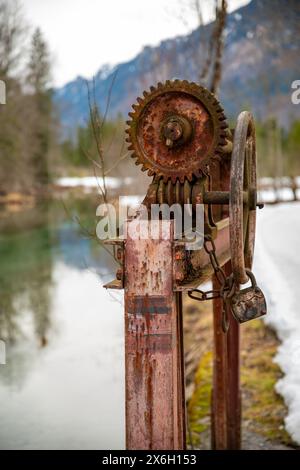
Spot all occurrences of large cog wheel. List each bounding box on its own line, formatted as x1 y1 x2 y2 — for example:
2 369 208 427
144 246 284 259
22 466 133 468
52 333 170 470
125 80 229 183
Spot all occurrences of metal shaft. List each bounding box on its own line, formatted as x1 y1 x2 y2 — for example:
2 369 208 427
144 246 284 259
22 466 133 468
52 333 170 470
204 191 248 205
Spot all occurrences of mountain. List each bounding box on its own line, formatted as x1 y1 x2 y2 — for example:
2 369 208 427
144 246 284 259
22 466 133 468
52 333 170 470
55 0 300 137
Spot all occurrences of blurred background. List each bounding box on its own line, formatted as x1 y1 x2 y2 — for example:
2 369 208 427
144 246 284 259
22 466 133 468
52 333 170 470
0 0 300 450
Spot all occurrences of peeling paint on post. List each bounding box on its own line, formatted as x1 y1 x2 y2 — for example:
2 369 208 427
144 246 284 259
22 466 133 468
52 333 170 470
124 219 186 450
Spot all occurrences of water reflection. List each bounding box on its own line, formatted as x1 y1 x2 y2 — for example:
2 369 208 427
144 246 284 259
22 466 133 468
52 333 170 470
0 198 125 449
0 204 53 347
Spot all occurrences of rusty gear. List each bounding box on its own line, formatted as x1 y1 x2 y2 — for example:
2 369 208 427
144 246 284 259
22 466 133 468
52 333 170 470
125 80 229 183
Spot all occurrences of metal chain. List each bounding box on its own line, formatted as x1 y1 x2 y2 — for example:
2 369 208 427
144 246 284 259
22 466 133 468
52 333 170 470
188 235 228 302
203 235 227 286
187 235 236 333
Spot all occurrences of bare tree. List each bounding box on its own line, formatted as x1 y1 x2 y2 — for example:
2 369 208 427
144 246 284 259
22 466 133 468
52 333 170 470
179 0 228 94
0 0 27 78
205 0 227 94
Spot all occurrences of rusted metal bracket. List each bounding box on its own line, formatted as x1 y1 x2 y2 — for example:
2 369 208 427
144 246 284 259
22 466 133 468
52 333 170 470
173 218 230 291
103 238 124 290
104 219 230 293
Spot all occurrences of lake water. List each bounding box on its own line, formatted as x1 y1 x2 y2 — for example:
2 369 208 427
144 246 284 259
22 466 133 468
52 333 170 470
0 197 125 449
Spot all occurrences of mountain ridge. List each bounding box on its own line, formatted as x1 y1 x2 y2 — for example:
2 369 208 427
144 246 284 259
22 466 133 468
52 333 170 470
55 0 300 135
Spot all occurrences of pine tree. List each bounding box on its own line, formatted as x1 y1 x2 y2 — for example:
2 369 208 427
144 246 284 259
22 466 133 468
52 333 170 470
27 28 53 186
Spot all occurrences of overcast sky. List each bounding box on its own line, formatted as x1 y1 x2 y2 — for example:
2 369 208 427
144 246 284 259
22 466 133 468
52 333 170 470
22 0 250 87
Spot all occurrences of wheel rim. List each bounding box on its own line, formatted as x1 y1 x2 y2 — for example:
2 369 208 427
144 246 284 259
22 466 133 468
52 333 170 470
230 111 257 285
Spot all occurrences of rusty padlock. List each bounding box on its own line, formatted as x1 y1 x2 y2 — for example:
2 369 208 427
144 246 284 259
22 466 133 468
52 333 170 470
230 270 267 323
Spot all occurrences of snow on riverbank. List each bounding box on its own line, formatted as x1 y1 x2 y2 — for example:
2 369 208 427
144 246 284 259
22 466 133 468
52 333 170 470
254 203 300 444
56 176 133 189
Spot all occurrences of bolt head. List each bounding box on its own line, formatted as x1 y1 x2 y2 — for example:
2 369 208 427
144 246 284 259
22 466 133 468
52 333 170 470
161 115 192 149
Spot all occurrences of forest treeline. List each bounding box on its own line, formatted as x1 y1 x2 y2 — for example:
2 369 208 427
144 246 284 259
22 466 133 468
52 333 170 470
0 0 54 193
0 0 127 194
0 0 300 196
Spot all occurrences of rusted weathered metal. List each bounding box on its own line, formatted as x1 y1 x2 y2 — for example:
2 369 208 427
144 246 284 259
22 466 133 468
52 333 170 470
203 190 249 205
174 219 230 291
212 261 241 450
225 262 241 450
162 115 193 148
187 233 227 303
103 278 123 290
103 238 125 289
103 81 267 451
142 179 262 220
124 219 186 450
229 111 257 285
230 270 267 323
126 80 228 183
211 270 228 449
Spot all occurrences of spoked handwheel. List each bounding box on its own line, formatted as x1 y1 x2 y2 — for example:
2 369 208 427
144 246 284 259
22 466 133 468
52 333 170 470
230 111 257 285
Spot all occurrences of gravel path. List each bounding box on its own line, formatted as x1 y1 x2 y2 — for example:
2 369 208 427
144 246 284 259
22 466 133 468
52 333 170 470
192 429 294 450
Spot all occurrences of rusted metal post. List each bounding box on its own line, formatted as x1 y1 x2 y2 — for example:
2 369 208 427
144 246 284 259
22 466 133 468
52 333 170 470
211 261 241 450
124 219 186 450
211 273 228 449
225 261 241 449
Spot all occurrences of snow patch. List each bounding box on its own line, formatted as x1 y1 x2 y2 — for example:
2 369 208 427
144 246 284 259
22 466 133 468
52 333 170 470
56 176 133 190
254 205 300 444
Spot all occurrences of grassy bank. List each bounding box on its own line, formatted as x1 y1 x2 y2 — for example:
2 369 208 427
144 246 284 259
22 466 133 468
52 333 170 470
184 296 295 449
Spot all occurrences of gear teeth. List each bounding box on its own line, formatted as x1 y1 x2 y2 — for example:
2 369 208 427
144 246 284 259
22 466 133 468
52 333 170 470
125 79 229 183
